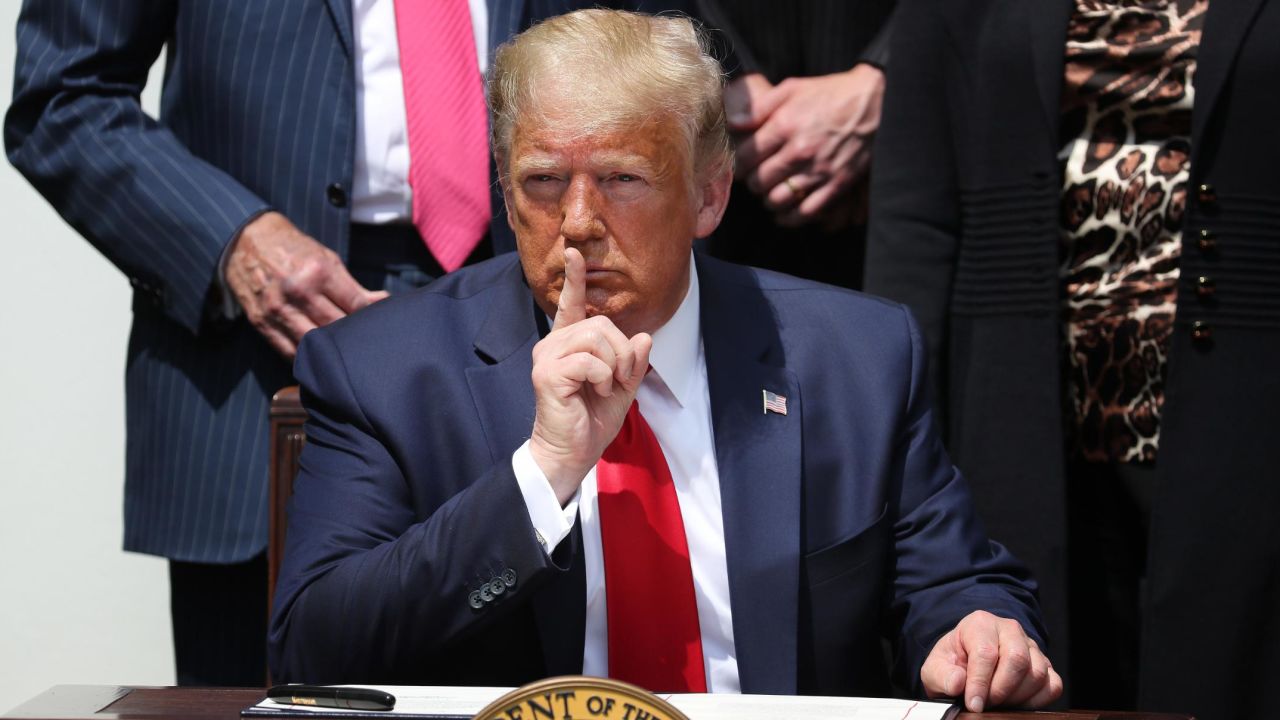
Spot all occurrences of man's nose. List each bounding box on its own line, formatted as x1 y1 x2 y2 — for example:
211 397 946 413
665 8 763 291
560 176 606 242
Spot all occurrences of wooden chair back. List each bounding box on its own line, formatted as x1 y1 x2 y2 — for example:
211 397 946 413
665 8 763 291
267 386 306 612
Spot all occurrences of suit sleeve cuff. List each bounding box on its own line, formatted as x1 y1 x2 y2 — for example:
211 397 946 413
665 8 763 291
214 236 243 319
857 11 894 70
211 209 274 320
512 440 579 554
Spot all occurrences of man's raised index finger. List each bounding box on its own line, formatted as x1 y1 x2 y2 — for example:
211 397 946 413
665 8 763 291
553 247 588 329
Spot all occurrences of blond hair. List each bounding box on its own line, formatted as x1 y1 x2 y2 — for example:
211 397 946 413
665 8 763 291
488 9 731 183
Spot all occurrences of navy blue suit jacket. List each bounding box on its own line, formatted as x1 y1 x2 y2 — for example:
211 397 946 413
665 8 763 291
4 0 647 563
269 253 1043 695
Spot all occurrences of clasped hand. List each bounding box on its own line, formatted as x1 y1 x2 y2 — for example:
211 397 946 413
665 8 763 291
725 64 884 230
528 248 652 505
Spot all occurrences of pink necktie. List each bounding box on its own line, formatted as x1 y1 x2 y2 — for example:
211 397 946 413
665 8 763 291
597 403 708 693
395 0 491 272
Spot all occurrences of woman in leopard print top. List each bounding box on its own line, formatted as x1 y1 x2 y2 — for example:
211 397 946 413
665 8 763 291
866 1 1280 718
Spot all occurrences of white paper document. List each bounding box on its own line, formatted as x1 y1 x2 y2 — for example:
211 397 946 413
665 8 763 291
249 685 957 720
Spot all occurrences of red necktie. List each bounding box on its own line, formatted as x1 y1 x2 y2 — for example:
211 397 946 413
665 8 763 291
597 402 708 692
395 0 491 272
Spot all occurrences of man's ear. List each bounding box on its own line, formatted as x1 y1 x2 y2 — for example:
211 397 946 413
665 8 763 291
694 165 733 239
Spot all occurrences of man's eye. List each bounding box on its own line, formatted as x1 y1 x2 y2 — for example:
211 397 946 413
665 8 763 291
614 174 639 182
530 174 558 182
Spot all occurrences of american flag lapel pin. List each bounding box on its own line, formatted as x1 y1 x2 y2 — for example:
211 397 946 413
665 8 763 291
762 389 788 415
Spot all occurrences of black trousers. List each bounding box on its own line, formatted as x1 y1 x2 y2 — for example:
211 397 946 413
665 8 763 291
169 223 491 686
170 554 268 686
1066 459 1157 710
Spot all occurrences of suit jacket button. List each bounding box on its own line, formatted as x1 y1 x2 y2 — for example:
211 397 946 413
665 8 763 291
1197 183 1216 204
1197 229 1218 252
1191 321 1213 342
326 183 348 208
468 590 484 610
1196 276 1216 298
488 578 506 597
502 568 518 587
479 585 494 603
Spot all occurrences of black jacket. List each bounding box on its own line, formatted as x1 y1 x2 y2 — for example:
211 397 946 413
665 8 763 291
865 1 1280 719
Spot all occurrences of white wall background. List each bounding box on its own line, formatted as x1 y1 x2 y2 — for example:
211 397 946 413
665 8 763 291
0 0 176 710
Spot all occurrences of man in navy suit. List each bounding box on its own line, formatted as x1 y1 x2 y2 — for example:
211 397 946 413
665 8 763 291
4 0 652 687
270 10 1062 710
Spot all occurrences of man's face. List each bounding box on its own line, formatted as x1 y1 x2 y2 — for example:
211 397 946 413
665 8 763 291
504 116 729 337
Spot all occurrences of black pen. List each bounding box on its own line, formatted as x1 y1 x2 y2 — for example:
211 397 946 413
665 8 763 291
266 685 396 711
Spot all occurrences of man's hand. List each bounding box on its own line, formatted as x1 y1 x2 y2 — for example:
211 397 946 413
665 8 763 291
528 248 652 505
726 64 885 230
921 611 1063 712
225 211 389 359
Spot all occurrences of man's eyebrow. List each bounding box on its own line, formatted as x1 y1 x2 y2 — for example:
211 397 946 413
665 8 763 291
511 149 658 175
511 155 562 175
590 150 652 168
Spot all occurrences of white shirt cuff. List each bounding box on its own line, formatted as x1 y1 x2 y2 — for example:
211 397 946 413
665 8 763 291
512 440 579 554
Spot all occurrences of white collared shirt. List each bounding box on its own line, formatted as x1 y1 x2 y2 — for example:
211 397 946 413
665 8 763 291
512 259 741 692
216 1 488 314
350 0 488 224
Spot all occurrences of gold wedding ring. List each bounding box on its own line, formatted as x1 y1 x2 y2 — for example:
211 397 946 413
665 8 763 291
783 176 805 199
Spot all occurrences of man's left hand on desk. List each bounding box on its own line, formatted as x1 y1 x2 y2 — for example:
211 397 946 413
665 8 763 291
920 610 1063 713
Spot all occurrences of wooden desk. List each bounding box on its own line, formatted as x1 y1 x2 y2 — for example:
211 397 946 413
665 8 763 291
4 686 1193 720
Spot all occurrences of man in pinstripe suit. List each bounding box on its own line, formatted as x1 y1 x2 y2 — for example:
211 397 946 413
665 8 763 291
4 0 648 687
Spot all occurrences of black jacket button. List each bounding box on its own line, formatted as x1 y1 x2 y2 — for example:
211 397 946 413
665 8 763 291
479 585 494 603
502 568 518 587
1197 183 1217 204
468 590 483 610
1197 229 1218 252
1191 321 1213 342
326 183 348 208
1196 276 1216 298
489 578 506 597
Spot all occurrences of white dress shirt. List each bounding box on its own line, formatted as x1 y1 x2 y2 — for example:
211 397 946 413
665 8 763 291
351 0 489 224
512 260 742 692
216 0 489 312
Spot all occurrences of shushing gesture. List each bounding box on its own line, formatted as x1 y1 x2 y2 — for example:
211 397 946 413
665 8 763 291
528 248 653 505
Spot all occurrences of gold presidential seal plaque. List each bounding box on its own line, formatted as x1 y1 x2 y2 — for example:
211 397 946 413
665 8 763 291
474 676 690 720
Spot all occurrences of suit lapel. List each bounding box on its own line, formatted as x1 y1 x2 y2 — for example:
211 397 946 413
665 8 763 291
1021 0 1264 161
324 0 354 58
698 256 802 694
464 261 540 467
1191 0 1267 158
463 260 585 675
1025 0 1073 139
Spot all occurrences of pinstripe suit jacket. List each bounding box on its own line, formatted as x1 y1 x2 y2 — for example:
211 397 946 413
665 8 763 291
3 0 636 564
